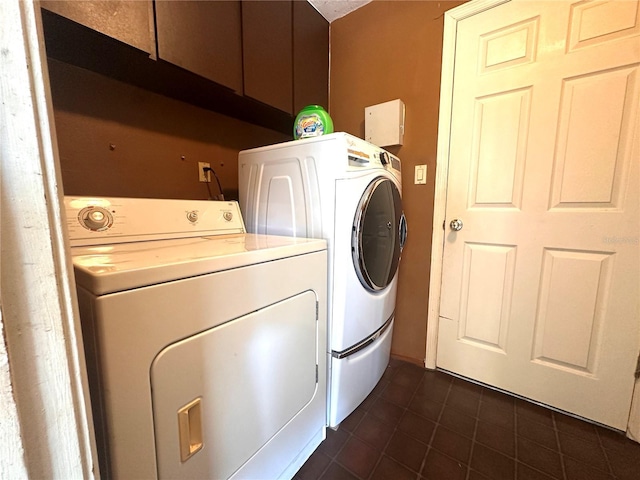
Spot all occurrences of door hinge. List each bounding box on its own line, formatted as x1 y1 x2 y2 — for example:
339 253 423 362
315 364 319 383
316 301 319 321
635 352 640 379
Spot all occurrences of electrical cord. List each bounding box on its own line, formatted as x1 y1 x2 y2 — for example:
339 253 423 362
204 178 214 200
203 166 225 201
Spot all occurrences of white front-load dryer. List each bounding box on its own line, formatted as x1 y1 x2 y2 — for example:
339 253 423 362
65 197 328 480
239 132 406 427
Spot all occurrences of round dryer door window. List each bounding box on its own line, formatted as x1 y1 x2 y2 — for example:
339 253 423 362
352 177 407 291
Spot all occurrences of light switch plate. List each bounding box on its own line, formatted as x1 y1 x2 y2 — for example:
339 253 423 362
414 165 427 184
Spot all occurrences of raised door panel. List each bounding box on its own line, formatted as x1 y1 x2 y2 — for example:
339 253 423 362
470 88 531 209
293 1 329 113
457 242 516 353
41 0 155 54
549 64 638 210
533 249 614 373
242 1 293 114
155 0 243 93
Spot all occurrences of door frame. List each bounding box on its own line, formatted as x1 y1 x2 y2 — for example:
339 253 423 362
0 0 96 476
425 0 640 439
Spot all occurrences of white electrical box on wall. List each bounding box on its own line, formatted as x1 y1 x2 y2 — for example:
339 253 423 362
365 99 405 147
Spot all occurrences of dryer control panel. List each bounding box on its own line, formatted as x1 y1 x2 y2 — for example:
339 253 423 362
65 197 246 247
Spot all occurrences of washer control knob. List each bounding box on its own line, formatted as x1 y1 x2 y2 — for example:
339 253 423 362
380 152 390 165
79 207 113 231
187 211 198 223
223 211 233 222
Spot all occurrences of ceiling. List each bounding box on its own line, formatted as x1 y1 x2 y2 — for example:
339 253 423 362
308 0 372 22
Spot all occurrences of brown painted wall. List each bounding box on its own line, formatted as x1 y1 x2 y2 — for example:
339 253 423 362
49 1 461 365
330 0 465 364
48 59 290 200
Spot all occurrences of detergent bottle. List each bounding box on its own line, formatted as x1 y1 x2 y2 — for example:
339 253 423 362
294 105 334 139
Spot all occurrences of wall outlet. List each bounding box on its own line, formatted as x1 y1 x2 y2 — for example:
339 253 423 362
198 162 211 182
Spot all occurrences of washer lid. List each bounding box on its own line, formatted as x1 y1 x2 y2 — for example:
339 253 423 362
71 233 326 295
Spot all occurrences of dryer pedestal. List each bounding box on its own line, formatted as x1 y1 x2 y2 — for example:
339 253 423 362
329 319 394 426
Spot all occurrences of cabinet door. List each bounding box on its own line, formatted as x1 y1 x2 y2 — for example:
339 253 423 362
41 0 155 55
242 1 293 114
155 1 243 93
293 1 329 114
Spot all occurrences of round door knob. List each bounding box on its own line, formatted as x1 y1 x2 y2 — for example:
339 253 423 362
450 219 463 231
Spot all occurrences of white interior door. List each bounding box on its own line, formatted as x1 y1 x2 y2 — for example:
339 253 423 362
438 0 640 430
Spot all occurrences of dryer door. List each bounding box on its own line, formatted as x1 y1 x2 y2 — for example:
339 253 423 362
150 290 320 480
352 177 406 291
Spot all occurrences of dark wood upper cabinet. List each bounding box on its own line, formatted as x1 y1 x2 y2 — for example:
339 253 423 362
40 0 155 55
155 1 244 93
40 1 328 132
242 1 294 114
293 1 329 113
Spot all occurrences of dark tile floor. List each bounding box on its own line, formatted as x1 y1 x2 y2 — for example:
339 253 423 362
296 358 640 480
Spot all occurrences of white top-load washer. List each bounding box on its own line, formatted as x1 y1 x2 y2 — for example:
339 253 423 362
65 196 327 480
239 132 406 427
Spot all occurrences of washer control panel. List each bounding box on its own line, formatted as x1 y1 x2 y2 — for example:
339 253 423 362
65 197 246 247
345 136 402 184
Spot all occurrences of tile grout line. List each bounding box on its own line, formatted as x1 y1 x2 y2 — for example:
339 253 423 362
320 386 373 480
513 398 519 480
463 386 483 480
368 363 439 479
551 412 569 480
335 362 416 479
344 376 387 479
417 373 454 479
392 368 430 480
322 427 346 479
383 366 442 479
516 406 573 480
364 366 407 480
595 425 617 478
